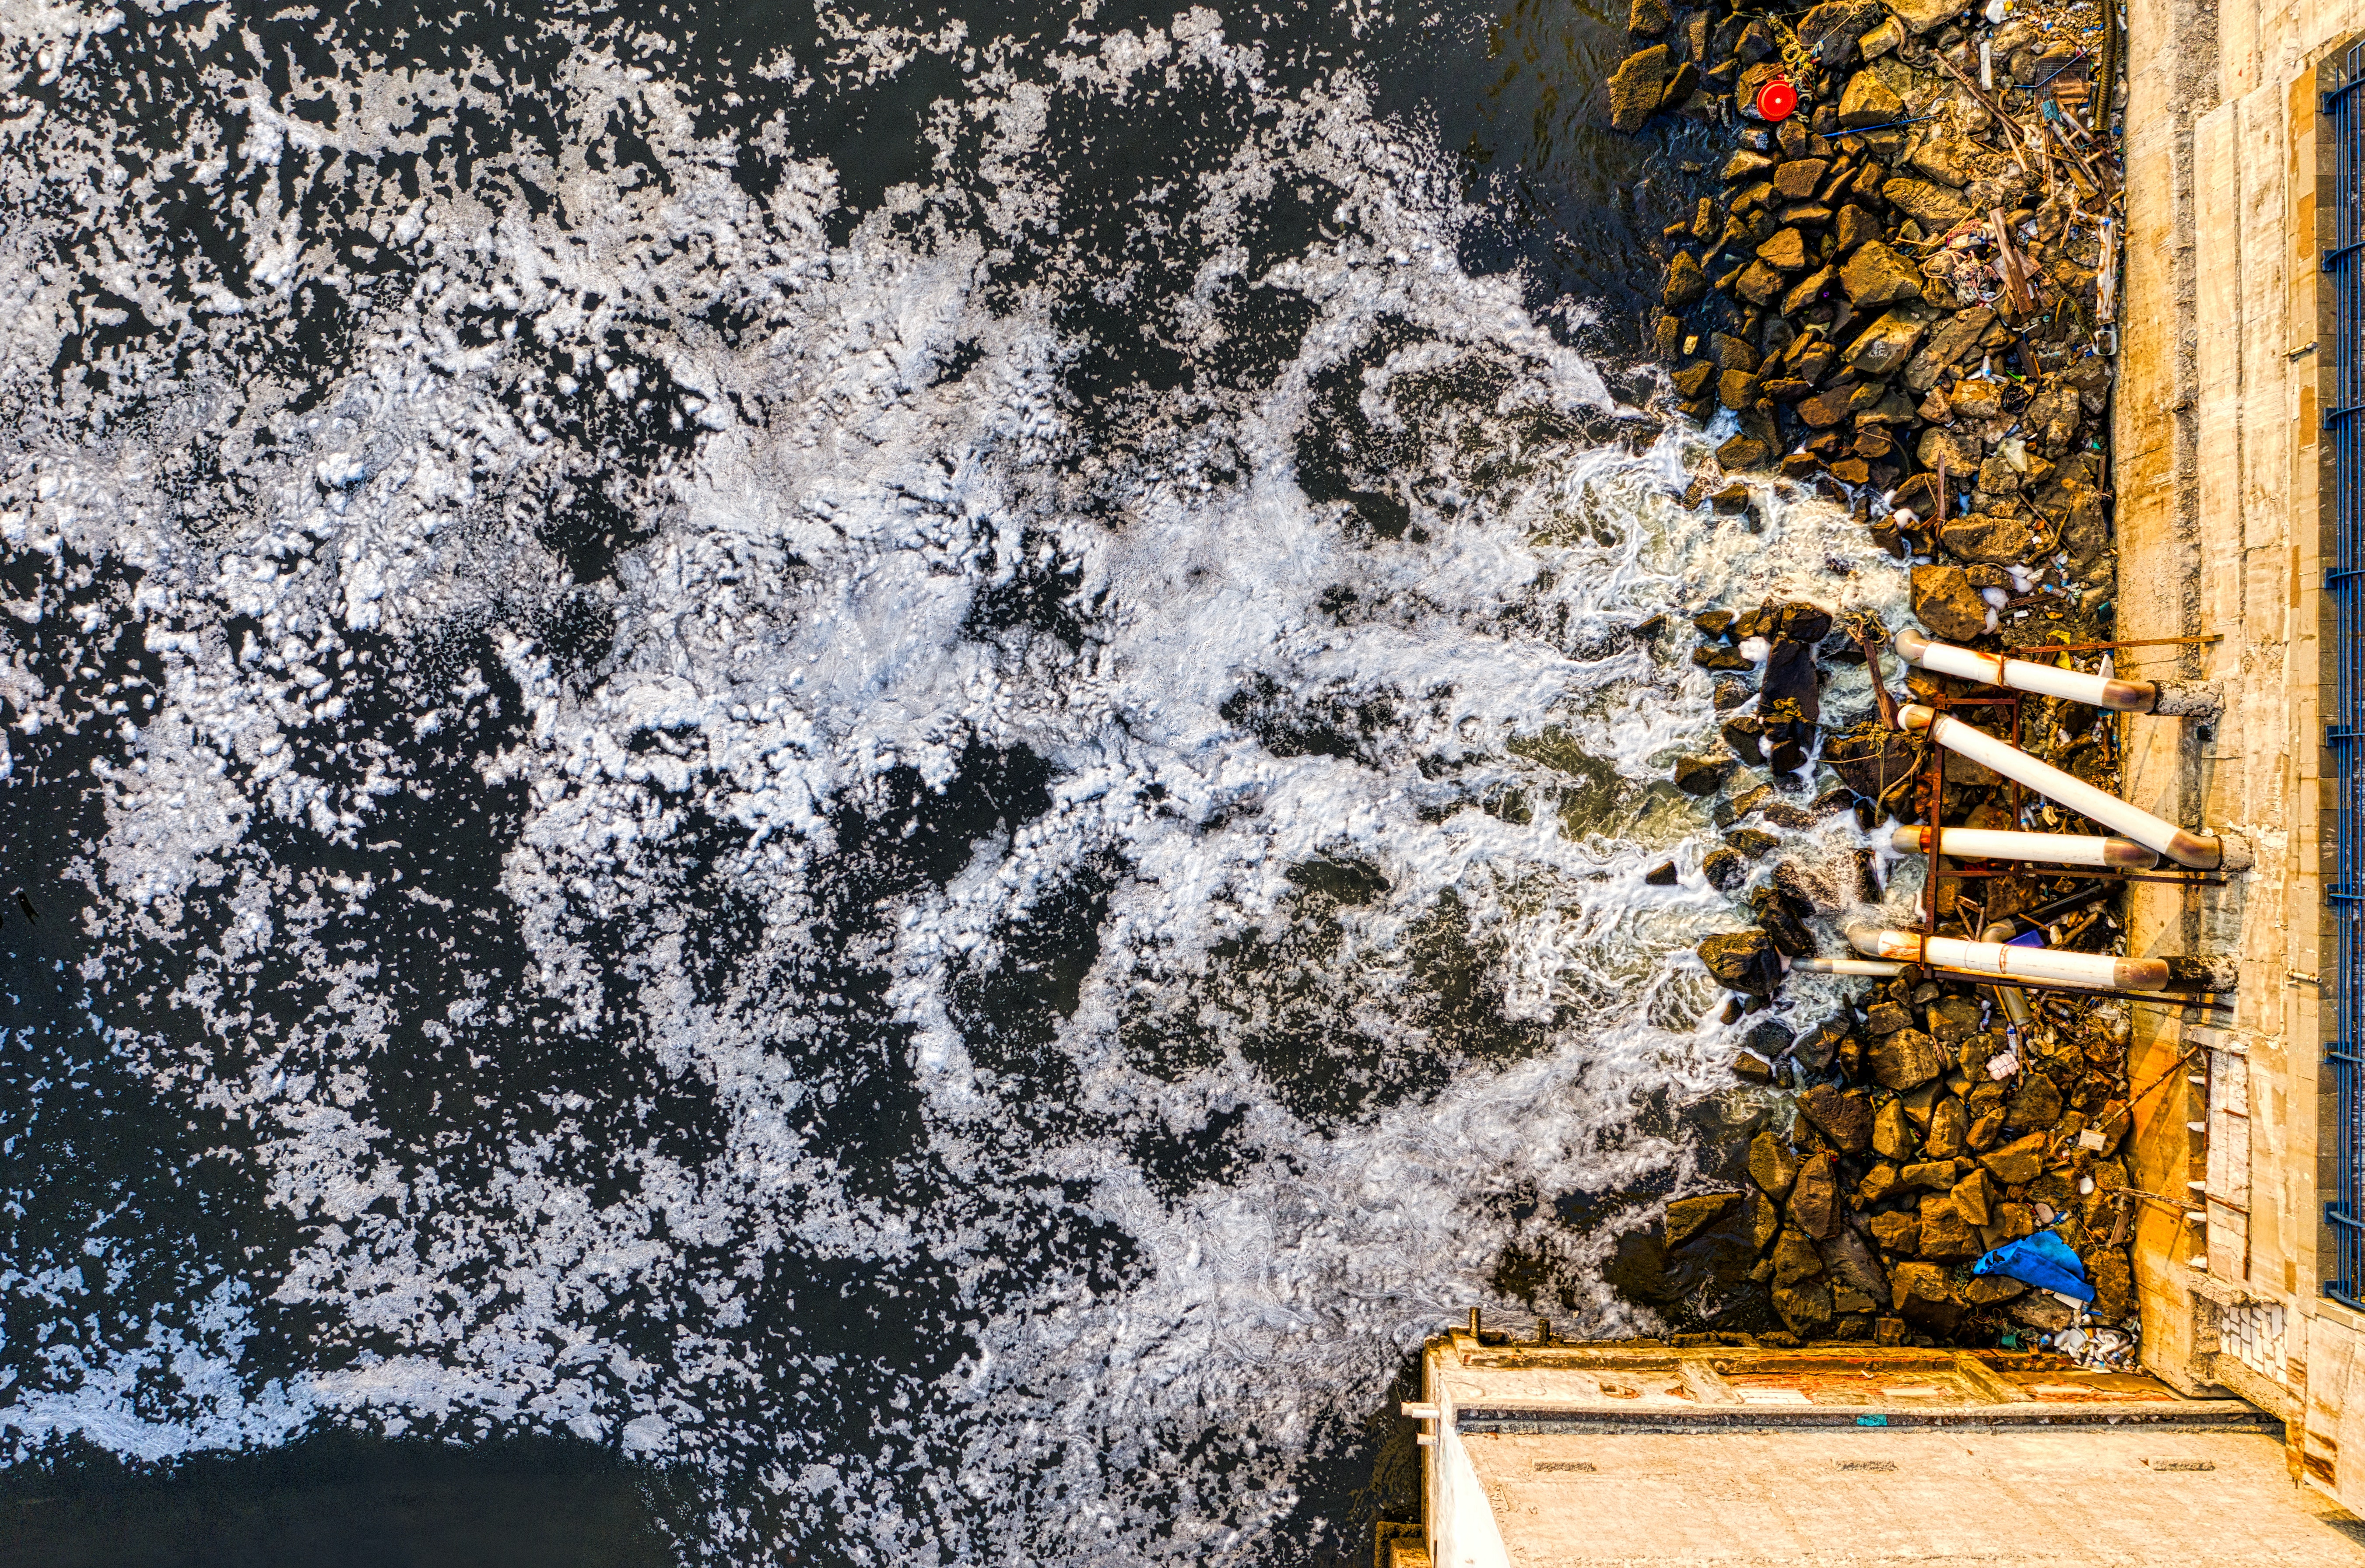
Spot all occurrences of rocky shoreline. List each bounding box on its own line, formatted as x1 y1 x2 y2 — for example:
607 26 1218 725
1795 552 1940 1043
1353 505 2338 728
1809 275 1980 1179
1622 0 2145 1358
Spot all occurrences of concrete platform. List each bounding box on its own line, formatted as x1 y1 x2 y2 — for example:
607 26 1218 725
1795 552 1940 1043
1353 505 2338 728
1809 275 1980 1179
1413 1334 2365 1566
1448 1425 2365 1566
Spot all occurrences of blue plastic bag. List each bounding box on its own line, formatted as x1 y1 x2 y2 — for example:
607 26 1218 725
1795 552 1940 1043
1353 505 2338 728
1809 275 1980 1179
1971 1228 2095 1302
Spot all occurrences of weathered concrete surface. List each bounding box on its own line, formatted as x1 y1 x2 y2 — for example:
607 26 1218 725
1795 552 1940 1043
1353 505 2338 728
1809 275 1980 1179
1453 1425 2365 1565
1415 1335 2363 1564
2115 0 2365 1523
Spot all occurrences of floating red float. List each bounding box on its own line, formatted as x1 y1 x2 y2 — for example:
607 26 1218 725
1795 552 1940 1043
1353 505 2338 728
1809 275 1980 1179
1755 76 1797 121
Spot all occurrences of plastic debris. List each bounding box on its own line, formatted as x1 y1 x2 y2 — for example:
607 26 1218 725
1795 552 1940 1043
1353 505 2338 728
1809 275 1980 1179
1972 1229 2095 1301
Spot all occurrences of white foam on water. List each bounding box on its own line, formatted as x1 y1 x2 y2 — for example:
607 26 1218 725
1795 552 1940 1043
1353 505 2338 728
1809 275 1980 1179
0 5 1910 1561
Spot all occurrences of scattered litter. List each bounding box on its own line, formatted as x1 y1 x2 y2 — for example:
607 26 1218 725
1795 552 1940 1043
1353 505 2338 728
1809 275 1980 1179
1973 1230 2095 1302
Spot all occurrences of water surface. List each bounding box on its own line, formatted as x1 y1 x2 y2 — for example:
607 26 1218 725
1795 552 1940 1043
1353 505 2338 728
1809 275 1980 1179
0 0 1907 1559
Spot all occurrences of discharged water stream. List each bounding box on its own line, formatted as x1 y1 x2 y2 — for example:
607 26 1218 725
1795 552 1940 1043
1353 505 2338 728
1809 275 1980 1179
0 0 1911 1560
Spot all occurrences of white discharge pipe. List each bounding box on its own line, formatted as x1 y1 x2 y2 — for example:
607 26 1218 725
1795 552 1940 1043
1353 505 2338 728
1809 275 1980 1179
1893 628 2157 711
1889 824 2159 870
1899 704 2226 869
1848 922 2171 991
1795 956 1908 977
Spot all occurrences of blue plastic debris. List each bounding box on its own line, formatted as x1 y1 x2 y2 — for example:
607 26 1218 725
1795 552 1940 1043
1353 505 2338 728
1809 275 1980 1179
1972 1229 2095 1302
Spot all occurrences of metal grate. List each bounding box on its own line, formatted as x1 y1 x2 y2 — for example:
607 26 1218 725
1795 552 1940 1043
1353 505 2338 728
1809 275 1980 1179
2325 42 2365 1310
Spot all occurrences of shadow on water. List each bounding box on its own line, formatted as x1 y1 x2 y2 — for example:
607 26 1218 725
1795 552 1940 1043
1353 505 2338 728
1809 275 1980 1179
0 1433 674 1568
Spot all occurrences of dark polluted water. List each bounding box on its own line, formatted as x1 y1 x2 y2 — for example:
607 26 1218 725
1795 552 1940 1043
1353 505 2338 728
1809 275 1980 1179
0 0 1909 1561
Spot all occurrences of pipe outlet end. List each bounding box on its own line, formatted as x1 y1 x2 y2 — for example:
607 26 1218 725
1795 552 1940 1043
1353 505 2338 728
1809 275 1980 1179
2211 830 2255 873
2151 681 2223 720
1893 628 1930 662
1898 703 1935 732
2161 956 2240 993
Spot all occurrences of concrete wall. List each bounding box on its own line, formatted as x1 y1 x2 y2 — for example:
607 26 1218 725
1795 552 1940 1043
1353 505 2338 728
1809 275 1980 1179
2117 0 2365 1508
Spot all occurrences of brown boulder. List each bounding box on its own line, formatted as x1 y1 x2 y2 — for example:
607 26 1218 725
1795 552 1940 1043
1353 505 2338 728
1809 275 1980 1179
1889 0 1968 31
1891 1260 1948 1304
1914 423 1983 476
1961 1273 2025 1304
1904 306 1996 391
1925 995 1982 1046
1781 266 1838 315
2025 381 2082 450
1800 1085 1874 1153
1842 304 1937 378
1734 261 1786 304
1867 1027 1945 1090
1673 753 1734 794
1818 1226 1892 1304
1839 240 1924 305
1775 1278 1836 1337
1756 227 1810 272
1774 159 1829 199
1608 46 1670 132
1664 250 1709 307
1837 69 1904 127
1857 1161 1905 1207
1700 929 1781 997
1976 453 2023 496
1750 1190 1782 1250
1980 1132 2049 1186
1797 387 1855 429
1795 0 1884 60
1923 1096 1968 1159
1716 434 1770 471
1629 0 1672 35
1917 1194 1980 1258
1772 1228 1825 1286
1750 1130 1804 1198
1900 1158 1958 1191
1882 176 1972 230
1868 1211 1921 1254
1912 564 1990 641
1873 1097 1915 1161
1705 332 1758 371
1790 1152 1842 1239
1723 148 1779 182
1937 512 2039 565
2008 1292 2076 1331
1667 1191 1743 1246
2008 1070 2063 1129
2090 1246 2134 1320
1949 1166 1995 1227
1834 205 1882 251
1718 368 1761 410
1950 376 2005 422
1906 136 1975 188
1985 1202 2036 1247
1858 15 1905 56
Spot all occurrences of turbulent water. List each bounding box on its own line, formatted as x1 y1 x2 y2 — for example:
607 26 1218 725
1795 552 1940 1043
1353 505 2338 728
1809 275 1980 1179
0 0 1912 1560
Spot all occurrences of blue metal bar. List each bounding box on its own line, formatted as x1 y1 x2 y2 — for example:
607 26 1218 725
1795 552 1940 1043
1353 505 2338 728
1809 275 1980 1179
2333 41 2365 1308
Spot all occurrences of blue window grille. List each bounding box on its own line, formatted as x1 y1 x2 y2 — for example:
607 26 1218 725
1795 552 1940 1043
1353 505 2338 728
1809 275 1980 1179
2327 41 2365 1311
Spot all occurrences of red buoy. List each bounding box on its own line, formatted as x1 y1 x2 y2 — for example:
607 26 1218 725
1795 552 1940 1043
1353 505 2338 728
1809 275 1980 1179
1755 76 1798 121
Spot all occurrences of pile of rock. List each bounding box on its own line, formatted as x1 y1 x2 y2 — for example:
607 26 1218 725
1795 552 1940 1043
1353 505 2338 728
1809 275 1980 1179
1669 973 2140 1345
1614 0 2141 1356
1630 0 2120 656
